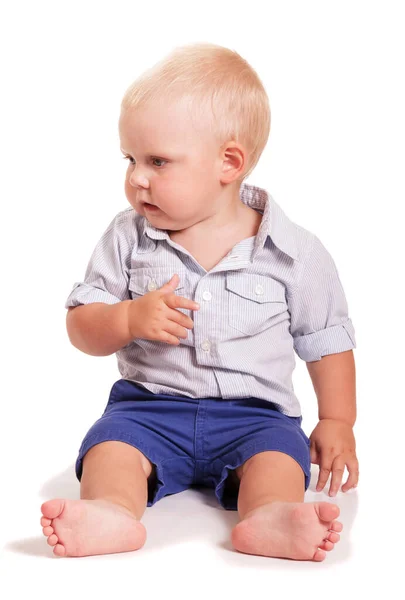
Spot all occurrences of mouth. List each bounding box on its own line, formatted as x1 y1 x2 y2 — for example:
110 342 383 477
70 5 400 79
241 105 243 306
143 203 160 211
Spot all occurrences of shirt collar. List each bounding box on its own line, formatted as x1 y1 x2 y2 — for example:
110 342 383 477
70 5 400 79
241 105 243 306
140 183 299 261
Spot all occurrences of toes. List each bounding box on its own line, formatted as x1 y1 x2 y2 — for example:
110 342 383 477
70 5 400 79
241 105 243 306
53 544 66 557
47 534 58 547
316 502 340 523
43 526 54 536
330 520 343 533
313 548 326 561
328 532 340 544
319 540 335 552
41 499 65 520
40 517 52 527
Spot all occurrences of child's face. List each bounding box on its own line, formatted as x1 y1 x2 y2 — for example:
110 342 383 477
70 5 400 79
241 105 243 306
119 100 229 231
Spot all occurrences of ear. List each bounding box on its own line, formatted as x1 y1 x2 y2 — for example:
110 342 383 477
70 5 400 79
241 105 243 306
220 141 246 184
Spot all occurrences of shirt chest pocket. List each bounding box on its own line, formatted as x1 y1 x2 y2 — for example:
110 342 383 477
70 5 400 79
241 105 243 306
128 268 188 297
226 273 288 336
128 268 193 327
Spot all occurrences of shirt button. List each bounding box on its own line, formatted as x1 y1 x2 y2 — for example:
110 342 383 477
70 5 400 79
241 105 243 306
148 280 157 291
255 284 264 295
201 340 211 352
202 290 212 301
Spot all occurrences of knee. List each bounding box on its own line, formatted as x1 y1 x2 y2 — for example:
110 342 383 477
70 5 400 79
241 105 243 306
234 450 297 481
234 451 268 480
83 440 155 479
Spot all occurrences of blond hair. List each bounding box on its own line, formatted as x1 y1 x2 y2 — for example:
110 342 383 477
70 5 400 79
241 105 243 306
120 42 271 182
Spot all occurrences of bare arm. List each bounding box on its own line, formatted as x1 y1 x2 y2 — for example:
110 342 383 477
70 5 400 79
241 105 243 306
66 301 133 357
306 349 357 427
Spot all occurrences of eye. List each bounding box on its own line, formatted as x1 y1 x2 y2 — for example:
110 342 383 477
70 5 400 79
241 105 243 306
122 155 166 168
152 157 166 167
122 155 135 165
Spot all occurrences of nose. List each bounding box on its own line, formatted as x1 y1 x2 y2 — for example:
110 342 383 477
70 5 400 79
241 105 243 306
129 170 149 188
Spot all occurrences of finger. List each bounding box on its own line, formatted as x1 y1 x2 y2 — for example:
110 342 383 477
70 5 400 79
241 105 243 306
165 293 200 312
328 455 346 497
341 457 360 492
164 320 189 340
158 274 180 293
168 308 195 330
316 455 333 492
160 330 181 345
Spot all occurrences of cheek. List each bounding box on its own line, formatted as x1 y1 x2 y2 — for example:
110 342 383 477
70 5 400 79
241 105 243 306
124 176 133 192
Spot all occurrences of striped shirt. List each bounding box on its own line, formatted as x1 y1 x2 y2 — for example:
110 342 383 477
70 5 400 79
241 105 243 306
65 183 356 416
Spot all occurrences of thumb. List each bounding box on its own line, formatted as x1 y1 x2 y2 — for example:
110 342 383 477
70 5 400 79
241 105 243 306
158 274 179 293
310 444 319 465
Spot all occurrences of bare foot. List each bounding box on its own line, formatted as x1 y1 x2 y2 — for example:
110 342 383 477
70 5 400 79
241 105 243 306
231 501 343 562
40 498 147 557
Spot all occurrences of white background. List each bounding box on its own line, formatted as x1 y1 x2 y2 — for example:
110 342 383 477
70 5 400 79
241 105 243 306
1 0 403 598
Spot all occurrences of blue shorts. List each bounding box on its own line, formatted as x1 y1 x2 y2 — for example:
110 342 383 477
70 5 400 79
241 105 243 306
75 379 311 510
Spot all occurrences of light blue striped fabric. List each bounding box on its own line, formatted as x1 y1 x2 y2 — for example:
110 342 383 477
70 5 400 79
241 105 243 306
65 183 356 416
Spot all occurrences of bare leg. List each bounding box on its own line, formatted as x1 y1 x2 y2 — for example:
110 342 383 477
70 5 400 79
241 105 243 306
230 451 343 562
40 441 154 558
80 440 153 519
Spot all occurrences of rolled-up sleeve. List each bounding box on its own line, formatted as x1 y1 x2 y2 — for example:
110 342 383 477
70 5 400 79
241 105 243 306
64 212 133 308
288 234 356 362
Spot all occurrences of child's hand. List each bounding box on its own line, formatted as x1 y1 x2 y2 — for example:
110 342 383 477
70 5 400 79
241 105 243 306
127 274 200 345
309 419 359 496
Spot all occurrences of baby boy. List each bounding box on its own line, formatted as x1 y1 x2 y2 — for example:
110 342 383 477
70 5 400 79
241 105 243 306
40 42 358 561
